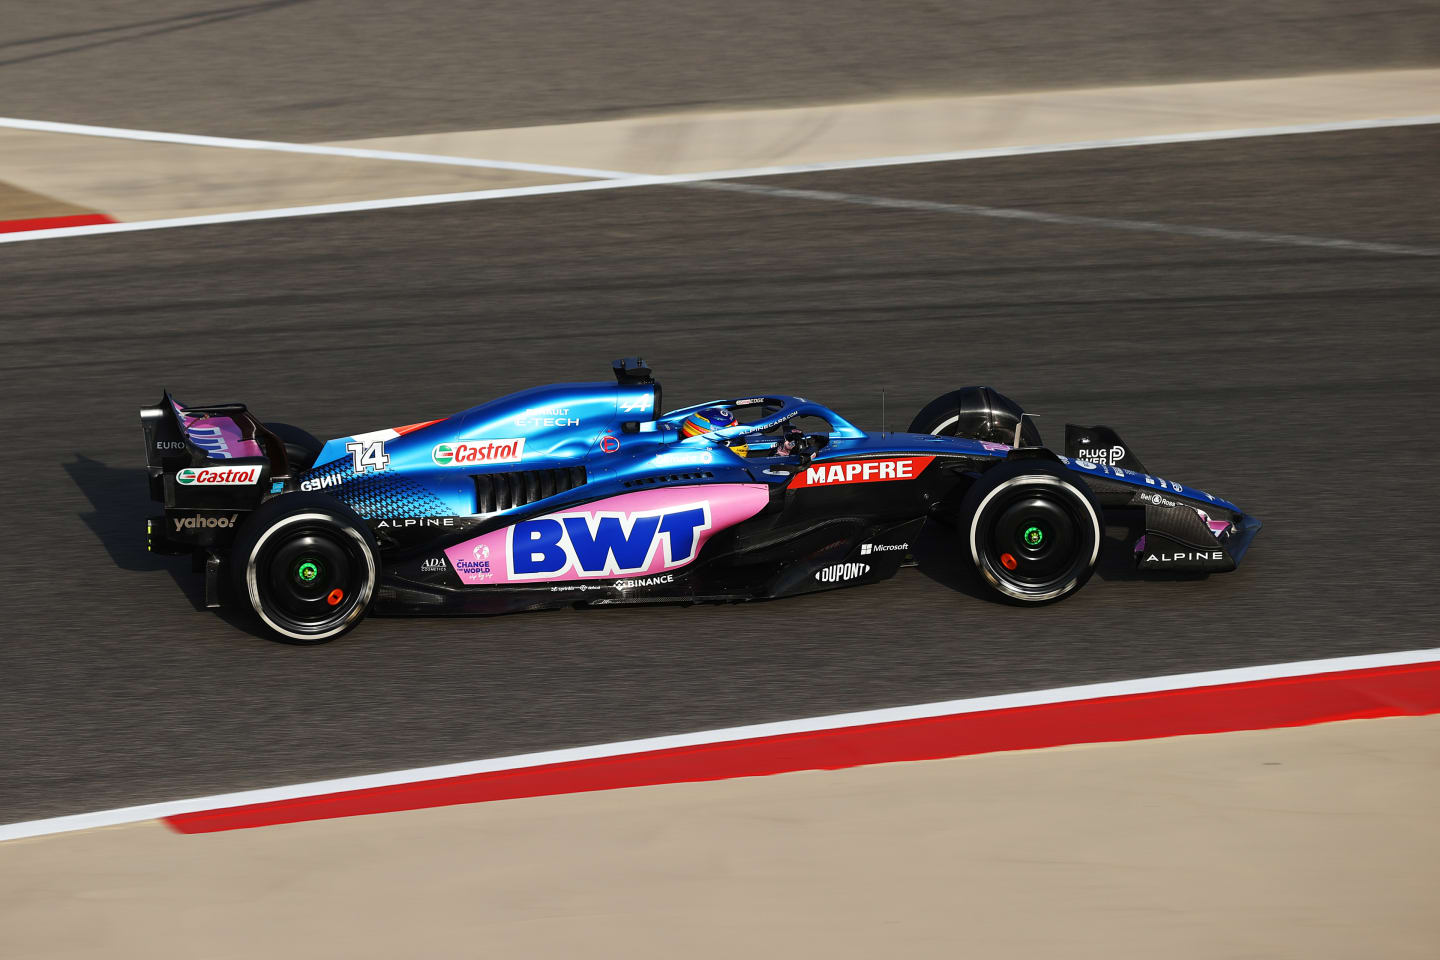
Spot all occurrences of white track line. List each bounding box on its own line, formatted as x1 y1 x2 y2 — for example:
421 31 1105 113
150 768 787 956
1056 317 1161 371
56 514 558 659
0 178 672 242
5 113 1438 181
0 116 632 179
2 646 1436 843
695 181 1440 257
2 113 1440 246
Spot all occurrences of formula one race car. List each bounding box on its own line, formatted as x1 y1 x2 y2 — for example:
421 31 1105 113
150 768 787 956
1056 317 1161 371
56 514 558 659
140 358 1260 643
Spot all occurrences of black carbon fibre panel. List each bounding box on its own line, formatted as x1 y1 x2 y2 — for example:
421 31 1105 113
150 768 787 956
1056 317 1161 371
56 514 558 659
474 467 587 513
1143 498 1228 551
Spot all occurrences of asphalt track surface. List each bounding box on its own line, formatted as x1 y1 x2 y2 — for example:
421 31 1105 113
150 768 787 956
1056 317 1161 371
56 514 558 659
4 0 1440 139
3 125 1439 823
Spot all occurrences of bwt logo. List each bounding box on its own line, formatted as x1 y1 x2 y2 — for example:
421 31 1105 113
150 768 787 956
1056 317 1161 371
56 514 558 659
507 503 712 579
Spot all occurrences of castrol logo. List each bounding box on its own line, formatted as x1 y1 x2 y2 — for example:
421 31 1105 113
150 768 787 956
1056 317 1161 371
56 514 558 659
431 439 526 467
176 465 261 485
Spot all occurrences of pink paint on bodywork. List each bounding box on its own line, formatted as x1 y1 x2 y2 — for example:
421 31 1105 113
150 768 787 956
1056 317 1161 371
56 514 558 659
171 397 264 459
445 484 770 584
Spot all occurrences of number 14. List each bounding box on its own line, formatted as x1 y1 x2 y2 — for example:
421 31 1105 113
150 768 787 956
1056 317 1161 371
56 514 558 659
347 439 389 473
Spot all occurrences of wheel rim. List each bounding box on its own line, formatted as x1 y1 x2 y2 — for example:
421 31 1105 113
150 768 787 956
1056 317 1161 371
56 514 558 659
970 475 1099 602
247 514 374 640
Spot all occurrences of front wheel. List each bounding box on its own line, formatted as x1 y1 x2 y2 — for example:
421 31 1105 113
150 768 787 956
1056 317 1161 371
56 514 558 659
909 386 1042 447
231 493 378 643
960 461 1101 604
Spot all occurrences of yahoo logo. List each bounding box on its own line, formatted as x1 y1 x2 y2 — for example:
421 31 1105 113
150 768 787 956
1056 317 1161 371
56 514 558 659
508 503 712 579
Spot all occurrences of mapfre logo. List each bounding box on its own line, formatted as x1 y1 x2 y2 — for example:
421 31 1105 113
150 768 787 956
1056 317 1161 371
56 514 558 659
431 438 525 467
788 457 934 489
176 465 261 485
508 503 711 579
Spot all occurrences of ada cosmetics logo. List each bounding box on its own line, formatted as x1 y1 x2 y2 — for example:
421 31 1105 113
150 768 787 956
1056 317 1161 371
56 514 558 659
815 562 870 583
789 457 934 489
432 438 525 467
420 557 448 574
176 465 261 485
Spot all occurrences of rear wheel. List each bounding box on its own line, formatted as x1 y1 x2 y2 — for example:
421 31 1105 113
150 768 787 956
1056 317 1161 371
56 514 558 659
960 461 1100 604
231 494 377 643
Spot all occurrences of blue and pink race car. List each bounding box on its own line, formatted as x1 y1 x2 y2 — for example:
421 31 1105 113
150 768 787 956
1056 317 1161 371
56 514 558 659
140 358 1260 643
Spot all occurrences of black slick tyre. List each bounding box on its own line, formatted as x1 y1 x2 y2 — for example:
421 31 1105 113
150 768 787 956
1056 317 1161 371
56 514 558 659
231 493 378 644
263 421 323 473
910 387 1042 447
959 460 1101 604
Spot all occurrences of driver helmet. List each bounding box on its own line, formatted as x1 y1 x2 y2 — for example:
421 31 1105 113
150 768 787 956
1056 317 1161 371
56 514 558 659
680 406 746 458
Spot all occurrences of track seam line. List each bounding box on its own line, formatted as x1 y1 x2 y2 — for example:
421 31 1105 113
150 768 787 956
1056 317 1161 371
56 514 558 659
691 181 1440 257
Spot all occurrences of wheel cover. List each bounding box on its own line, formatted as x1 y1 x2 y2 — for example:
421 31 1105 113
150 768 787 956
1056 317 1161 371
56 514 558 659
246 513 375 640
969 475 1100 602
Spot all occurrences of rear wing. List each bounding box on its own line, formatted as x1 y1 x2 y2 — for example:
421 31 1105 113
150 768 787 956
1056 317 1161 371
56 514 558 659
139 392 291 505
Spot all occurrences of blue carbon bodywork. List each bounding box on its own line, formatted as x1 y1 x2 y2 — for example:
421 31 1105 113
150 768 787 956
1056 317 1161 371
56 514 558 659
296 381 1257 567
302 381 661 518
1055 456 1240 514
140 367 1263 641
